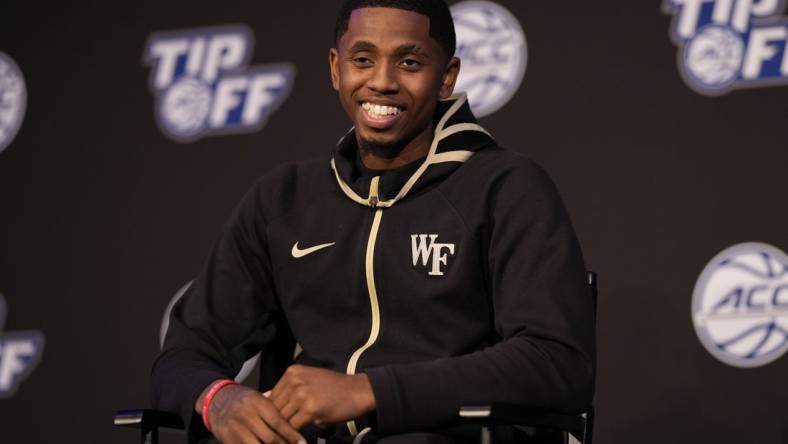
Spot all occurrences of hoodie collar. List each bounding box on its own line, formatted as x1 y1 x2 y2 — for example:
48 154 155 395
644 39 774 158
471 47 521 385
330 93 495 208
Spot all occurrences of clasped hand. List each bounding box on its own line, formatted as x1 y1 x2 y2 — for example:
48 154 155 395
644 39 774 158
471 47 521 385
202 365 376 444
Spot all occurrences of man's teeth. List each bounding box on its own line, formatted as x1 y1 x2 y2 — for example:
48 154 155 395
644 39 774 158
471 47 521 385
362 102 402 117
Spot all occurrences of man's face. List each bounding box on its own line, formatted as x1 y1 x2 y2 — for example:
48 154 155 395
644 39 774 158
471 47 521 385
330 7 460 155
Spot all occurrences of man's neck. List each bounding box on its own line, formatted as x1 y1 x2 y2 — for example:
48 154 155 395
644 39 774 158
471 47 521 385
359 128 433 170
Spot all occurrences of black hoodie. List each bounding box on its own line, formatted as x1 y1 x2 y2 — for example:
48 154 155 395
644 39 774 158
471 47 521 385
151 94 595 440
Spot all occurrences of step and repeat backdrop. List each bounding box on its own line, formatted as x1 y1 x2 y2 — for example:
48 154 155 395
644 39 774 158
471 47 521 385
1 0 787 442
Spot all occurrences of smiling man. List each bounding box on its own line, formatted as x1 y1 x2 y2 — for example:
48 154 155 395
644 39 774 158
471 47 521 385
151 1 595 443
330 5 458 171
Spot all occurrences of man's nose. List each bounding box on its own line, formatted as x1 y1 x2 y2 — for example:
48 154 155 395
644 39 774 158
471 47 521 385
367 62 399 93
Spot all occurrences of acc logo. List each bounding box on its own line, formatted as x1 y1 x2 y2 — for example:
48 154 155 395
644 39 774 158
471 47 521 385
692 243 788 367
451 1 527 117
160 281 259 382
0 293 45 398
663 0 788 95
143 24 295 143
0 52 27 154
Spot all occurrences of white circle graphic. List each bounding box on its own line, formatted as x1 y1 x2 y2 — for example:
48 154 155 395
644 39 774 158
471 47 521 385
0 52 27 154
451 1 527 118
692 242 788 368
683 25 744 91
159 77 212 139
161 281 261 383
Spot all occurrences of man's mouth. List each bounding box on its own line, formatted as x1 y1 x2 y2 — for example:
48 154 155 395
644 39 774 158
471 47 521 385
361 102 403 120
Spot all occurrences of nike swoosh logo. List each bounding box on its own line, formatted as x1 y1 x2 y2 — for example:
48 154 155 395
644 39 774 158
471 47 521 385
291 242 336 258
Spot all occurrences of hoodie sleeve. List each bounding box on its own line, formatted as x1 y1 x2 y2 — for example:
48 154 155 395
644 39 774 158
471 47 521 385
364 158 595 434
150 179 283 440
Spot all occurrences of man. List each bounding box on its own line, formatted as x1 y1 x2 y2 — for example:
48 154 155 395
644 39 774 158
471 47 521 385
151 1 595 443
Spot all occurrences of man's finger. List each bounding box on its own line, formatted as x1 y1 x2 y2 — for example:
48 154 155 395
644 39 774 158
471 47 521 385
278 399 299 421
269 376 290 401
236 426 279 444
245 418 286 444
257 398 307 444
288 409 316 432
269 381 294 411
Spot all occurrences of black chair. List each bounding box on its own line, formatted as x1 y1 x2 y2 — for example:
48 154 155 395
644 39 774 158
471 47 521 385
455 271 597 444
114 409 184 444
115 272 597 444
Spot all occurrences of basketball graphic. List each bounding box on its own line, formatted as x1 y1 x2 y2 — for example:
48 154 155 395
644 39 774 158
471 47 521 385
0 52 27 154
451 1 527 118
692 243 788 367
158 77 212 140
683 25 744 91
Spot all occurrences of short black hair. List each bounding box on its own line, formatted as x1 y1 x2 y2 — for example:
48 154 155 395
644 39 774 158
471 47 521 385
334 0 456 58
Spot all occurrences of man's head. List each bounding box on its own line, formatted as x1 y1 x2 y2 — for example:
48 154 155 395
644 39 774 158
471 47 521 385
330 0 460 163
335 0 456 61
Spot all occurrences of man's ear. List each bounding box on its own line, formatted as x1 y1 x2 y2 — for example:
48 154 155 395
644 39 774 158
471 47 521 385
329 48 340 91
439 56 461 99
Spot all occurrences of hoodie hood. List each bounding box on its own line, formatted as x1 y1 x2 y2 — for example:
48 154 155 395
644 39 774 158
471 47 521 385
330 93 496 208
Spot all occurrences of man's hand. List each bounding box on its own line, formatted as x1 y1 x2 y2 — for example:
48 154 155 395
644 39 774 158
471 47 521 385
268 365 376 430
195 381 306 444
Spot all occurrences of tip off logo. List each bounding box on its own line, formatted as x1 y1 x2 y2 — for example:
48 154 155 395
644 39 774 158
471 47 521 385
143 24 295 143
692 243 788 368
663 0 788 96
451 1 527 118
0 293 45 398
0 52 27 154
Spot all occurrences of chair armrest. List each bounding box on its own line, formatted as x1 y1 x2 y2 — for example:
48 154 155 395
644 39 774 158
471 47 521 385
459 404 588 437
114 408 185 431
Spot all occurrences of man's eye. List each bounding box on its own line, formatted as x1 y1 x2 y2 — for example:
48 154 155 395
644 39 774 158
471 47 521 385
400 58 422 69
352 57 373 65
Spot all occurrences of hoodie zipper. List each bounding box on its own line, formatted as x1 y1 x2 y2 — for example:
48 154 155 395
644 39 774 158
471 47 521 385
345 176 383 435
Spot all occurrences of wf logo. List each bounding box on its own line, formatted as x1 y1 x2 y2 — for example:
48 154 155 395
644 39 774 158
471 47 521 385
143 24 295 143
0 293 44 398
411 234 455 276
663 0 788 95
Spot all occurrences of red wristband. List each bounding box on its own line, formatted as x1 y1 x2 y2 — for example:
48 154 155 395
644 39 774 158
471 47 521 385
201 379 237 432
